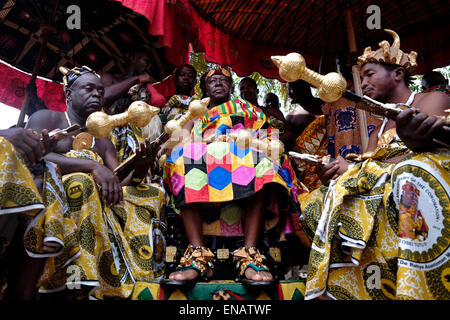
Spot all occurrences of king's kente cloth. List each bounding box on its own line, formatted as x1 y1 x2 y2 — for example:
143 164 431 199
163 99 306 237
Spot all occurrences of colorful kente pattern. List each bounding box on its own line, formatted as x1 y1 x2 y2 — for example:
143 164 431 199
163 99 303 209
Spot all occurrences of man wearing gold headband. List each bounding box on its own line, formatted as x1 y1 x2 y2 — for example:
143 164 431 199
297 29 449 300
24 66 166 299
161 67 306 287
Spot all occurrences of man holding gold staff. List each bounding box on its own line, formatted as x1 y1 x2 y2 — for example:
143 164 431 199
25 66 166 299
161 67 307 287
274 29 449 300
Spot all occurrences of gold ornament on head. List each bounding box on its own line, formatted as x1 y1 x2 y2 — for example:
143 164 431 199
357 29 418 74
271 52 347 102
86 100 159 138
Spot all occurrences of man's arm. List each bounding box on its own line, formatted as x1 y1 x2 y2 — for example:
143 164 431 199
0 127 53 167
102 73 153 107
396 91 450 151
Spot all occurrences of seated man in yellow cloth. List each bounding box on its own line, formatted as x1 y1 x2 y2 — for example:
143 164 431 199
0 127 67 300
389 105 449 299
161 68 306 286
25 66 166 300
297 29 449 300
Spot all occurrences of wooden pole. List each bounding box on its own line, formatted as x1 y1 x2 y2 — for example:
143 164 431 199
344 6 369 152
16 29 50 127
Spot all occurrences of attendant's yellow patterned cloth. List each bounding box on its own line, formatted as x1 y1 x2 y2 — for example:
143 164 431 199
38 149 166 300
390 150 450 300
0 137 68 297
0 137 44 216
293 115 328 191
298 129 416 300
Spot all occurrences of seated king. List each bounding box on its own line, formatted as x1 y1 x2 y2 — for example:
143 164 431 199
161 68 307 287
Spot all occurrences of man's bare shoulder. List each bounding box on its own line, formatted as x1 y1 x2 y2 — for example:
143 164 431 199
101 73 119 86
26 109 66 130
414 90 449 115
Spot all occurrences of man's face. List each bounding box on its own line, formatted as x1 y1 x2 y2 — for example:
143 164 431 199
239 79 258 103
67 73 104 118
360 63 396 102
287 79 310 103
133 51 153 74
175 65 197 94
206 74 232 102
264 94 279 109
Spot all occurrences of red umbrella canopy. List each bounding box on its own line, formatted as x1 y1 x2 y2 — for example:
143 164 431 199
119 0 449 78
187 0 450 74
0 0 177 83
0 0 182 118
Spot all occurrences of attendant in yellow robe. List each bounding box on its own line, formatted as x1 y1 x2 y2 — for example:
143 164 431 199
26 66 166 299
0 127 67 300
297 29 449 300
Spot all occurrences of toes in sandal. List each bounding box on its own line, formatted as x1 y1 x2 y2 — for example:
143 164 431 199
160 244 214 288
232 247 278 287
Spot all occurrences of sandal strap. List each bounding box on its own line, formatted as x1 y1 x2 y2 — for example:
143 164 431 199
232 247 269 277
177 244 215 277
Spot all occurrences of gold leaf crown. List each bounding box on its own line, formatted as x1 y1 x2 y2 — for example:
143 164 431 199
59 65 100 88
357 29 418 74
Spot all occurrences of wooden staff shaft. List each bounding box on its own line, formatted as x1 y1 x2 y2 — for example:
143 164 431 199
17 33 49 128
345 6 369 153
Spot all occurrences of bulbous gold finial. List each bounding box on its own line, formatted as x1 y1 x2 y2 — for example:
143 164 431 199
271 52 346 103
235 129 252 150
86 100 159 138
165 97 209 137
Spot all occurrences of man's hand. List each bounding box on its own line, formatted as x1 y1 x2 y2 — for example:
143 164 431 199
136 73 156 84
317 155 349 186
134 138 163 177
1 127 55 167
396 107 447 151
91 163 123 207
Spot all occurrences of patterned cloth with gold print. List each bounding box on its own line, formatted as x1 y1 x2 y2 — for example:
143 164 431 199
299 126 450 300
0 136 68 298
37 148 166 300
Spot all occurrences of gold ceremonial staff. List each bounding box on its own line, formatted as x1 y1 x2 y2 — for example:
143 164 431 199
271 52 450 129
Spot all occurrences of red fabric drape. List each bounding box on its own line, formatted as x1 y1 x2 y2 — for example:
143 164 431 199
116 0 321 80
114 0 190 68
0 61 67 112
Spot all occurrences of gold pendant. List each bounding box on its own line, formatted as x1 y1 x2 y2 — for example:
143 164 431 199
72 132 94 150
